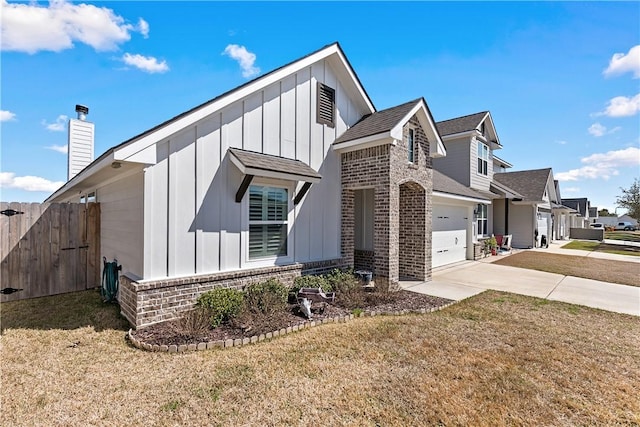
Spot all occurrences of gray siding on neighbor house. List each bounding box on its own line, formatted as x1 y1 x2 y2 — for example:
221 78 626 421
493 198 506 236
432 137 470 186
510 204 535 248
470 138 493 191
100 172 144 278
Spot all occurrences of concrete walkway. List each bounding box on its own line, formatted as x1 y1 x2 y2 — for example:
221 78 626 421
403 241 640 316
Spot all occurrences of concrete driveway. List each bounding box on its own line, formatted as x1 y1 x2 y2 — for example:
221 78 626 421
404 243 640 316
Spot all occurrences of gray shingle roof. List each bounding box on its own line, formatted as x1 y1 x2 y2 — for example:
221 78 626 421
493 168 552 202
228 148 321 180
562 198 589 216
433 170 490 201
436 111 487 136
334 99 421 144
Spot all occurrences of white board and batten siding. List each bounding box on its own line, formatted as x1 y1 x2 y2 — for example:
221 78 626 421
100 172 144 278
142 59 368 280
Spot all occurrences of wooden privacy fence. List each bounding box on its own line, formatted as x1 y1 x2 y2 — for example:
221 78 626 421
0 202 100 302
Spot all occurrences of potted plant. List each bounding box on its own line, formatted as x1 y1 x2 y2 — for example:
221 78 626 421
487 235 498 255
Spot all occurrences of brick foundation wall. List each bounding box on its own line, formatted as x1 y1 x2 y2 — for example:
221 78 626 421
119 259 345 328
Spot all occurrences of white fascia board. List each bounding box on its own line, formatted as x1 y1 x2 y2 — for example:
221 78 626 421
511 200 540 205
482 112 502 147
332 133 394 153
333 48 375 113
441 131 474 141
433 191 490 204
390 100 446 158
45 151 115 202
115 44 373 162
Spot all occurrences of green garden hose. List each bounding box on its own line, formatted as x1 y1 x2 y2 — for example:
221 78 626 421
101 258 120 303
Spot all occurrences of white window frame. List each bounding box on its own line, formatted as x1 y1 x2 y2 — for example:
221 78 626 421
477 141 489 176
477 203 488 236
407 127 415 163
241 178 294 268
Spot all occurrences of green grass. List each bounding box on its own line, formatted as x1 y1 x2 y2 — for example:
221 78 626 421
561 240 640 257
605 230 640 243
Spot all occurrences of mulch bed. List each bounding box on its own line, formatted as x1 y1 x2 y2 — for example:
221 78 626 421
132 290 452 347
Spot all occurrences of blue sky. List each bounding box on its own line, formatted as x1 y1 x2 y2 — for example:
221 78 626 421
1 1 639 213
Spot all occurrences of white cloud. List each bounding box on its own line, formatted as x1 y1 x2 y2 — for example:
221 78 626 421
562 187 581 193
1 0 148 53
555 140 568 145
588 123 606 137
0 172 64 192
0 110 16 121
122 53 169 73
42 114 68 132
223 44 259 78
45 144 68 154
137 18 149 38
588 122 621 137
595 93 640 117
603 45 640 79
556 147 640 182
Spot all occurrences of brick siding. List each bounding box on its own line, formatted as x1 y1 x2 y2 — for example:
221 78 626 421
341 115 433 291
119 259 345 328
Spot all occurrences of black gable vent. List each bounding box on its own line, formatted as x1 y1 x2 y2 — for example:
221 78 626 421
317 82 335 128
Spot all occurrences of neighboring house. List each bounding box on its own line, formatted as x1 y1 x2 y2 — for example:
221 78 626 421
47 43 451 328
551 179 577 240
492 168 559 248
561 198 592 228
433 112 523 246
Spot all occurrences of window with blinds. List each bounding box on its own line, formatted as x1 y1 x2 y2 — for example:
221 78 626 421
248 185 288 259
317 82 335 127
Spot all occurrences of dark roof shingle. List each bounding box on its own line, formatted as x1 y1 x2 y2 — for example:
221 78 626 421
493 168 552 202
436 111 487 136
334 99 421 144
433 170 490 201
228 148 321 180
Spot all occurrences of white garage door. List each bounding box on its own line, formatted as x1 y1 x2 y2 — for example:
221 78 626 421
432 205 468 268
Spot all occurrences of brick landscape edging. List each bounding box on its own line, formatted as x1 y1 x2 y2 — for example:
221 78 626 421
126 301 458 353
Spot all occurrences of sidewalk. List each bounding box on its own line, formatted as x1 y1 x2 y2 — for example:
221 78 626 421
404 242 640 316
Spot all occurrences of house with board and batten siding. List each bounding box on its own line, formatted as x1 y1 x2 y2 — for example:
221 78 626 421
46 42 471 328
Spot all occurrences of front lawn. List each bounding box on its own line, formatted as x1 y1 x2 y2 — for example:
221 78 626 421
492 252 640 287
561 240 640 257
605 230 640 243
2 289 639 426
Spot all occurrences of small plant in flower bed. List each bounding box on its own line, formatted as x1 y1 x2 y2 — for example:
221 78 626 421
132 273 453 347
243 279 289 315
292 274 332 293
197 287 244 328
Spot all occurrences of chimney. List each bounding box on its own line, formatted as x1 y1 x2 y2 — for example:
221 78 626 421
67 104 94 181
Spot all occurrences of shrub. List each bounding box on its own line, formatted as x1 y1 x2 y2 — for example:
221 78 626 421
292 274 331 293
326 268 359 294
244 279 288 315
169 306 211 339
197 288 244 328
